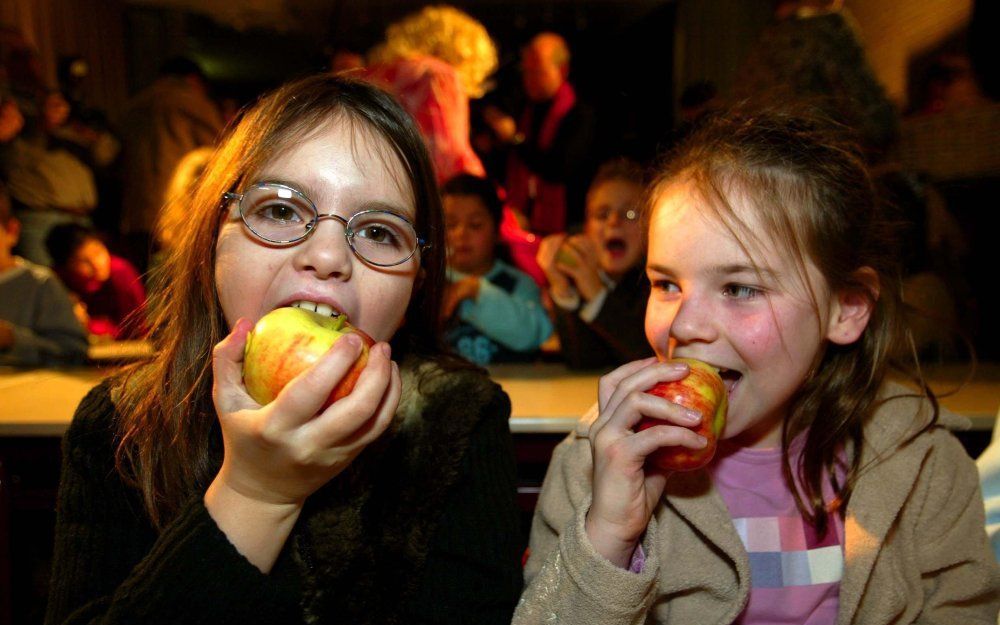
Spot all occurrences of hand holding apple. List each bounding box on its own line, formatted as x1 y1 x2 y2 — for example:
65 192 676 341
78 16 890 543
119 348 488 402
243 306 374 409
638 358 727 471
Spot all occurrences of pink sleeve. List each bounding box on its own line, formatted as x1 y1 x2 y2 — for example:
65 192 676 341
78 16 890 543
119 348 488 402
628 544 646 574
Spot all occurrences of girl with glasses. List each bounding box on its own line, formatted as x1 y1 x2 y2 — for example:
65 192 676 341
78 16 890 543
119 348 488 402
46 75 522 625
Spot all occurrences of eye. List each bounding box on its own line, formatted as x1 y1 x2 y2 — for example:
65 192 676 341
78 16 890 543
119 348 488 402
723 284 762 300
357 224 395 243
651 279 680 293
246 200 311 224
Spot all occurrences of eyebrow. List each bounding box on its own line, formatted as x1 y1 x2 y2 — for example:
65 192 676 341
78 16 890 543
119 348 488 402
646 263 781 280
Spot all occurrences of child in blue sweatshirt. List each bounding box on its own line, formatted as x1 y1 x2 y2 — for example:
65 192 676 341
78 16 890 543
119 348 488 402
442 174 553 365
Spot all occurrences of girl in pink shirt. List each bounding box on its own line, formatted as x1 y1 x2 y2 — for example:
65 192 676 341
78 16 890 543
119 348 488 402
515 107 999 624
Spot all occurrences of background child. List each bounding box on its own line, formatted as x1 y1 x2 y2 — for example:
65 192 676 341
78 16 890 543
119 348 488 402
0 180 88 366
537 158 652 369
442 173 552 365
45 223 147 340
46 75 522 625
515 109 999 624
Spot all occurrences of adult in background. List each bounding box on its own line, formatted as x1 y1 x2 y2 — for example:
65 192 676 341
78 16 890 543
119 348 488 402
484 32 595 235
365 5 497 185
118 56 223 271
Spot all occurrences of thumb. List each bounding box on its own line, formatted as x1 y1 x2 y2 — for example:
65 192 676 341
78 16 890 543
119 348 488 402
212 318 256 413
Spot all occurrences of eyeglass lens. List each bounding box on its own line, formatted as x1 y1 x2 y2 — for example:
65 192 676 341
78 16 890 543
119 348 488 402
239 184 419 266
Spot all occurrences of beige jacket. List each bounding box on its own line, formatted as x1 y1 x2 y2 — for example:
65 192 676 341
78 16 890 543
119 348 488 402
514 383 1000 624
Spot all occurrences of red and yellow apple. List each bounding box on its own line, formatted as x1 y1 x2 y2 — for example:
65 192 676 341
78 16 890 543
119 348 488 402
242 306 373 409
638 358 728 471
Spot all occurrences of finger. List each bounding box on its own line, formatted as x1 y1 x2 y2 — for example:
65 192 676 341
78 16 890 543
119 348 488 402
602 360 690 420
629 423 708 460
348 357 401 449
592 360 690 441
598 357 659 410
270 333 365 428
212 318 256 413
304 342 394 447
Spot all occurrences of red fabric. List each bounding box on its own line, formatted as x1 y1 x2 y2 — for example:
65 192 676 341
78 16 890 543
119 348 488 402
61 255 148 340
364 56 486 184
505 82 577 235
499 206 545 287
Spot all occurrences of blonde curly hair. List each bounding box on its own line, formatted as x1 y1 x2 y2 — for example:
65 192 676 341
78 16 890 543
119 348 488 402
371 5 497 98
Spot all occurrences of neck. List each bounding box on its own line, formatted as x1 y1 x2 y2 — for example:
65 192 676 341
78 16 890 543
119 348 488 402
0 251 15 273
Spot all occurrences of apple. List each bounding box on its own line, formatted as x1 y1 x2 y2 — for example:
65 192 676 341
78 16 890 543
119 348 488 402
555 242 579 269
638 358 728 471
242 306 374 409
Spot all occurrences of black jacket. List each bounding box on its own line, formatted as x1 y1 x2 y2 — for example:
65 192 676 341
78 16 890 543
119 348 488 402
45 358 522 625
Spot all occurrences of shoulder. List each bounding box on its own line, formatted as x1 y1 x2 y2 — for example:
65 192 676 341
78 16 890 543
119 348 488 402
16 258 60 286
108 255 142 280
63 379 119 466
860 381 976 487
864 382 968 453
397 356 509 431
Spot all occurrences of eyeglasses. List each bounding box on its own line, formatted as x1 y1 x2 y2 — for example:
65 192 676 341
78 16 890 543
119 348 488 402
223 182 428 267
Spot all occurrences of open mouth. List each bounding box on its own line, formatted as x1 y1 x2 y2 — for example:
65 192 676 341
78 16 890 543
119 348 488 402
605 237 627 257
717 368 742 397
289 300 343 319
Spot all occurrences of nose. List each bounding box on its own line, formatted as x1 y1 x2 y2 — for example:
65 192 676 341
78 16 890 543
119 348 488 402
669 291 718 346
292 217 353 280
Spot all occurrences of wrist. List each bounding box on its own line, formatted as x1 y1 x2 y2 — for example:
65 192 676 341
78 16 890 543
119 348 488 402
204 475 302 572
584 513 642 569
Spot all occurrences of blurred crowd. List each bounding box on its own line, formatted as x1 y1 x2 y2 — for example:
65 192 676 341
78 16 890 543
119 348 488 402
1 0 996 369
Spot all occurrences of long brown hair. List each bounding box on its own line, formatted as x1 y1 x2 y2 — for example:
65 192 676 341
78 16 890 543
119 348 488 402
647 106 932 535
114 75 450 527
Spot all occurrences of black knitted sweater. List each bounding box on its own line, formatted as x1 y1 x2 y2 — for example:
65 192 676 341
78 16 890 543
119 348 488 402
44 358 523 625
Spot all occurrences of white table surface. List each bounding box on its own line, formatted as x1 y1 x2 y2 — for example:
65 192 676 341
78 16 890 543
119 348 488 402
1 361 997 437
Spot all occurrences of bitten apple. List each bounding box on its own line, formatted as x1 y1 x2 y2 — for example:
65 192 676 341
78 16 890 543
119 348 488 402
242 306 374 409
638 358 728 471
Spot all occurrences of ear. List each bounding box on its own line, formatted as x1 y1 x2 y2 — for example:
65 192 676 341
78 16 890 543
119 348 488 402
826 267 879 345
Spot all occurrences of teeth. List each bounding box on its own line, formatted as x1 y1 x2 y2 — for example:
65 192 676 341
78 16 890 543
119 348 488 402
290 300 341 318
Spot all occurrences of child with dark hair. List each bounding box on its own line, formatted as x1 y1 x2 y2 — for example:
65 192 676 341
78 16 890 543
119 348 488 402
0 180 87 365
45 75 522 625
442 173 552 365
45 223 147 340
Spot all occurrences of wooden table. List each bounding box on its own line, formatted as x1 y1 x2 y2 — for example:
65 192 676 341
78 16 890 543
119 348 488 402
490 362 1000 434
1 361 998 437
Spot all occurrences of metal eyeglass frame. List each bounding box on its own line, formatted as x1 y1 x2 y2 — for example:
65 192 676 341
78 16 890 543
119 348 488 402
222 182 430 268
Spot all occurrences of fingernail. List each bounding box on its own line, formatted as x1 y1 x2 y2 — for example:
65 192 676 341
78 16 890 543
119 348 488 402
380 342 391 358
342 334 361 350
684 409 702 423
696 434 708 447
668 361 690 371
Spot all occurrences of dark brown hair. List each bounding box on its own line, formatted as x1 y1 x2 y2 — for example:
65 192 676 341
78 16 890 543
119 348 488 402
646 106 932 534
113 74 451 526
